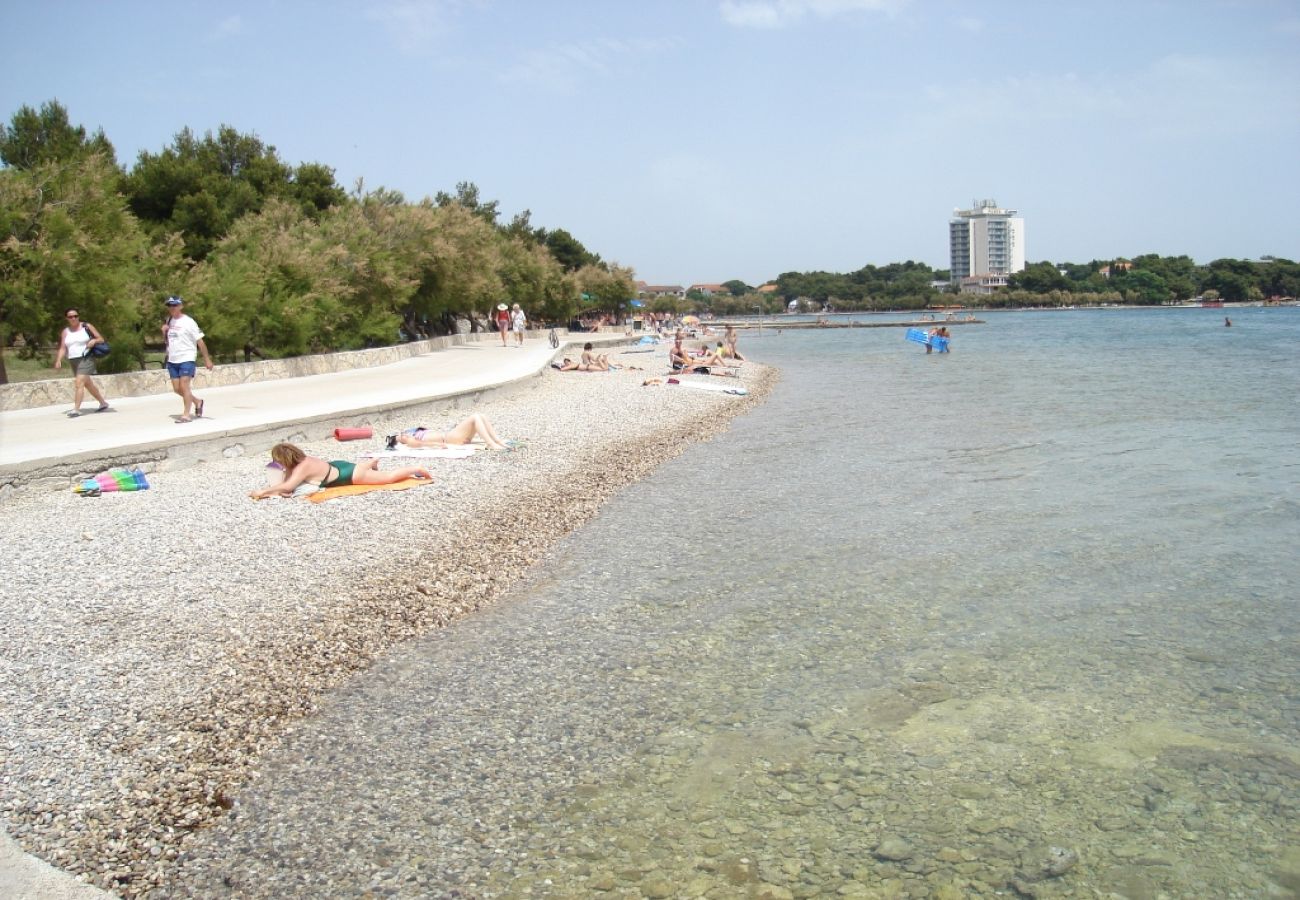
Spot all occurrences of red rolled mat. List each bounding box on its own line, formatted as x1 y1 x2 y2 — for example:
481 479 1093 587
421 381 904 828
333 426 373 441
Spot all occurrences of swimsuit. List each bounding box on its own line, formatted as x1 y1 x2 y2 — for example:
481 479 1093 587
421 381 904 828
322 460 355 488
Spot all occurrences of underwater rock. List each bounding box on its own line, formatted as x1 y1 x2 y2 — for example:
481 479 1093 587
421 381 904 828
1017 844 1080 882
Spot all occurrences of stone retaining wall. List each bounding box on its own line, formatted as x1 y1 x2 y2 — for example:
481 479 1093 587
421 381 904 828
0 330 549 412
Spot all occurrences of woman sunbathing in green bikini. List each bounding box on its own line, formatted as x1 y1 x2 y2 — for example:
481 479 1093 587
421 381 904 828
250 442 433 499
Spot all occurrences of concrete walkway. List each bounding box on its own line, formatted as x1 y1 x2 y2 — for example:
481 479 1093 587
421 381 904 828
0 332 639 491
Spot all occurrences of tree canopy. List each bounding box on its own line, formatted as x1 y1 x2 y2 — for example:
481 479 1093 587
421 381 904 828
0 100 628 382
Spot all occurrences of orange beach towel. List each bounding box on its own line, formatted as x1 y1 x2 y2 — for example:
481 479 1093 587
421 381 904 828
306 477 433 503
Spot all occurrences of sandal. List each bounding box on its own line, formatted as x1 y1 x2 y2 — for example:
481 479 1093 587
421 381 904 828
96 404 110 412
67 411 81 418
194 399 204 418
177 416 193 423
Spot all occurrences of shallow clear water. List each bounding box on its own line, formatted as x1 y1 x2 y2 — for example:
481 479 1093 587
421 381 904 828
175 308 1300 898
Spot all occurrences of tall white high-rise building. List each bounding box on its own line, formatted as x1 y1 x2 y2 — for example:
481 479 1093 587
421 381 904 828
949 199 1025 293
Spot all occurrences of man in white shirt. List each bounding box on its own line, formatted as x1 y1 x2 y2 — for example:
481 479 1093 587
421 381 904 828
162 296 214 423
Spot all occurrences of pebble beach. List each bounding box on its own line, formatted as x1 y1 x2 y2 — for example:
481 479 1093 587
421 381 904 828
0 362 777 897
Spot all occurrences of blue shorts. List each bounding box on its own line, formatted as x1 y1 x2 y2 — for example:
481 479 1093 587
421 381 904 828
166 360 197 379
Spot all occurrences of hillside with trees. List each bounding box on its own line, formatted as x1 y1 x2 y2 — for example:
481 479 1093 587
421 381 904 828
676 254 1297 320
0 100 634 383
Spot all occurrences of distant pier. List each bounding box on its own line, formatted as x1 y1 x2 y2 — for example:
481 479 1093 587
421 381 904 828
720 318 985 330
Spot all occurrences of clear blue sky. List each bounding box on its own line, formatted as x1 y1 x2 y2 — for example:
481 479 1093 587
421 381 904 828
4 0 1298 286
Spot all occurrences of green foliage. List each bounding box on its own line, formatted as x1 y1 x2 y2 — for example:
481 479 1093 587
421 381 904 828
0 100 116 170
773 261 942 310
0 105 600 378
1008 261 1068 293
576 263 636 321
543 228 601 272
122 125 345 261
0 153 149 379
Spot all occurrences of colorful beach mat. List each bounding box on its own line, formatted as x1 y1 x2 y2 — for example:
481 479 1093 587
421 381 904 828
74 468 150 495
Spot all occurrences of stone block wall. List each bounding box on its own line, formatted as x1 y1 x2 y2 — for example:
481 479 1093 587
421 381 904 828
1 331 529 412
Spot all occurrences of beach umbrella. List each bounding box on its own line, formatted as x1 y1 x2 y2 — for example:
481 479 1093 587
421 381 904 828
682 315 700 325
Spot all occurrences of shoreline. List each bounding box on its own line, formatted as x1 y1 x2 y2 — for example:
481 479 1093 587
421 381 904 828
0 362 778 897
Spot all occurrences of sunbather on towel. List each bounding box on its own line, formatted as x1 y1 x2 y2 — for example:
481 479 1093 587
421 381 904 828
250 442 432 499
394 413 511 451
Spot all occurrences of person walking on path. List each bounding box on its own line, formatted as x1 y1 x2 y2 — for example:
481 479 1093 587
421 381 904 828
52 308 110 417
495 303 511 347
161 296 214 423
511 303 527 346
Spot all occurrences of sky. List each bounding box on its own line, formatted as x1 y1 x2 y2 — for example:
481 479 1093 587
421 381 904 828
3 0 1298 287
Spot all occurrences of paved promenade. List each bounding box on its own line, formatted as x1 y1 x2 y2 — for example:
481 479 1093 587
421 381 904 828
0 332 635 491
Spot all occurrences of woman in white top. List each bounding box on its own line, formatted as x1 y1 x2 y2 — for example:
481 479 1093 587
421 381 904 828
52 308 110 417
511 303 527 346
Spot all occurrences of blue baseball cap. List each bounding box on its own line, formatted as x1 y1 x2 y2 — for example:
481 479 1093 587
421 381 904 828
165 296 183 306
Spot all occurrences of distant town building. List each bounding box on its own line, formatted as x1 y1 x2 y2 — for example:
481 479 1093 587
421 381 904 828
949 199 1025 294
687 283 731 296
634 281 686 299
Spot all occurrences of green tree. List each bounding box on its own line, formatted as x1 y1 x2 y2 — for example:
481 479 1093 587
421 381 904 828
122 125 344 261
1200 258 1257 302
434 181 500 226
1008 261 1068 293
0 153 154 382
542 228 600 272
0 100 116 170
498 234 575 326
576 263 636 323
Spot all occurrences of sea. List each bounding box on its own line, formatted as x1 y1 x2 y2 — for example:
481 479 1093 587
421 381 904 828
175 307 1300 899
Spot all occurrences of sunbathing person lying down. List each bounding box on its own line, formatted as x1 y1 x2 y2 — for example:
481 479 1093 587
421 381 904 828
555 343 611 372
251 442 432 499
391 413 512 451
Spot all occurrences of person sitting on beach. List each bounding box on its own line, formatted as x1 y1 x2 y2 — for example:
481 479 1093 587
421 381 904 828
711 341 744 366
580 342 611 370
692 342 738 368
250 442 432 499
392 413 512 451
669 336 736 376
555 347 608 372
669 336 695 371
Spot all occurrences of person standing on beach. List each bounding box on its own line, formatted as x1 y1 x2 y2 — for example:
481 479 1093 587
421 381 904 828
724 324 746 361
511 303 527 346
495 303 511 346
53 308 110 417
162 296 214 423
